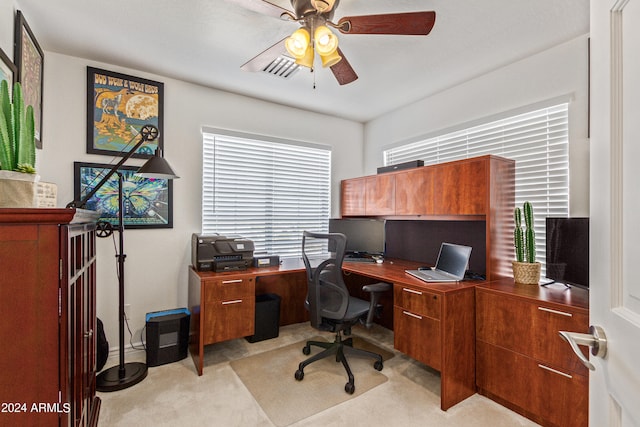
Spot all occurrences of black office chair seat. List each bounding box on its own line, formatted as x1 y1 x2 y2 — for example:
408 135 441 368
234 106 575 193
296 231 391 394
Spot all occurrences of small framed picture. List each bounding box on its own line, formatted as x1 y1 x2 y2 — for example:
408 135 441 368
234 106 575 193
87 67 164 158
14 10 44 149
0 46 16 92
74 162 173 229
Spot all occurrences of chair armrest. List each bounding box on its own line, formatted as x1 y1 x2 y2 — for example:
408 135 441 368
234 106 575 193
362 282 392 293
361 282 392 328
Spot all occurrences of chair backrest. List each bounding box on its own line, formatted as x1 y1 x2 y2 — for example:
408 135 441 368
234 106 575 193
301 231 350 330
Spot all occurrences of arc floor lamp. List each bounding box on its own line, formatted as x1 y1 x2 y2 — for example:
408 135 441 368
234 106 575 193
67 124 179 391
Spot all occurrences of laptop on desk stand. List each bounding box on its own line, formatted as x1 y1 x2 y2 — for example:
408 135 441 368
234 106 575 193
405 242 472 282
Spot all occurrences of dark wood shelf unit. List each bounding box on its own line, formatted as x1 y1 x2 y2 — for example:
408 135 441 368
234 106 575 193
0 208 100 427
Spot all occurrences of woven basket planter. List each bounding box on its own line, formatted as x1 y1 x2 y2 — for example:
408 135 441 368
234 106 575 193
512 261 541 285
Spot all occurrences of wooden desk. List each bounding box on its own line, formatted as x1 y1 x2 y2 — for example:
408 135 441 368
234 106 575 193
188 258 480 411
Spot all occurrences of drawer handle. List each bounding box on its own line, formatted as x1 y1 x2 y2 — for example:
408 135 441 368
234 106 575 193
538 306 572 317
222 299 243 305
222 279 243 284
537 364 573 379
402 288 422 295
402 310 422 320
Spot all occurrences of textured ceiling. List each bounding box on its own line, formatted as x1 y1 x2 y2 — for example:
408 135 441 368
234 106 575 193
14 0 589 122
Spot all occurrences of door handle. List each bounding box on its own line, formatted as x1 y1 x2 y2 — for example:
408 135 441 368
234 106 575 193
559 325 607 371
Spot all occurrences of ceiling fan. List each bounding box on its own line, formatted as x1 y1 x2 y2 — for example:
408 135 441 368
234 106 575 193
228 0 436 85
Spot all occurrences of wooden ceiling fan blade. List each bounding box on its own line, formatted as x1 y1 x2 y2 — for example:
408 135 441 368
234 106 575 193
241 38 288 72
337 11 436 35
225 0 295 20
330 48 358 85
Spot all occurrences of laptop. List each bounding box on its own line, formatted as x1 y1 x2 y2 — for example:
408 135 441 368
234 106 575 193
405 242 472 282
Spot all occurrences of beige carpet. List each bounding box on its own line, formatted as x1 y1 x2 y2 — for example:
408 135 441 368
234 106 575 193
230 335 394 427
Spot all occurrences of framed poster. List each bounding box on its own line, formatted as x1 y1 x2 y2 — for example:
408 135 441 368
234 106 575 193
14 10 44 149
0 46 16 92
74 162 173 229
87 67 164 158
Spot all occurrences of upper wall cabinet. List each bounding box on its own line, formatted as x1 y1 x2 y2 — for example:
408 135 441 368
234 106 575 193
341 155 505 219
432 158 487 215
340 155 515 280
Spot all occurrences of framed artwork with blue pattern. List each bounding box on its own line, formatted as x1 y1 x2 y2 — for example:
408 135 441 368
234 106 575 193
74 162 173 229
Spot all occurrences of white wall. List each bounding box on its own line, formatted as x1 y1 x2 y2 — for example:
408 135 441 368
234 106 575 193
364 35 590 216
35 52 363 348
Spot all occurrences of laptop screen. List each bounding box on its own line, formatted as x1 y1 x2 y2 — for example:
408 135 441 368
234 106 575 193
435 243 472 278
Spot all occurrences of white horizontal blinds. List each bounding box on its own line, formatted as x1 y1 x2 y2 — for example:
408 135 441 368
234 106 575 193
202 132 331 259
384 103 570 270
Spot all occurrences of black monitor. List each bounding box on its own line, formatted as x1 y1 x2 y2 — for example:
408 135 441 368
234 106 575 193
545 217 589 289
329 218 385 255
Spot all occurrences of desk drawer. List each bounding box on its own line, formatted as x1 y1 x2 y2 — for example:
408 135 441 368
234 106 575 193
394 306 441 370
203 297 255 344
204 277 255 302
394 284 441 319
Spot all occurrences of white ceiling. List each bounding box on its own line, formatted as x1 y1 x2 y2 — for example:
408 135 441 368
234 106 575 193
14 0 589 123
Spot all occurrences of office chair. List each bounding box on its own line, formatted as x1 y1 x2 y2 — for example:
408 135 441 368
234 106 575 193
295 231 392 394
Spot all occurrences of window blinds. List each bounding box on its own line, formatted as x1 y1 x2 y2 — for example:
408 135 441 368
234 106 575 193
202 131 331 259
384 103 569 266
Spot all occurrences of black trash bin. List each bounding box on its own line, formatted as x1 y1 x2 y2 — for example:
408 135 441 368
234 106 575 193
246 293 281 343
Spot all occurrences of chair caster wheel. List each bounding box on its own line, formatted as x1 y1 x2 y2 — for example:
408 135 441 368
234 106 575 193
295 369 304 381
302 345 311 355
374 361 383 371
345 382 355 394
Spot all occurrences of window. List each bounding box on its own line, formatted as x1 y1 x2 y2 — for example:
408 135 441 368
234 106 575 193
202 130 331 259
383 103 569 269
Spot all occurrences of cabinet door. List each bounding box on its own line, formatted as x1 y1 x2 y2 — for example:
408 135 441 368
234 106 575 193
365 174 395 215
204 298 255 344
433 158 487 215
477 341 588 427
395 168 434 215
393 306 441 370
341 178 366 216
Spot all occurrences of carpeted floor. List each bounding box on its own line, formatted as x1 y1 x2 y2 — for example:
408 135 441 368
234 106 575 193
97 323 540 426
230 336 392 426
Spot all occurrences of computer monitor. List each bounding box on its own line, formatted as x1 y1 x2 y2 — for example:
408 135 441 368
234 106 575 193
545 217 589 289
328 218 385 255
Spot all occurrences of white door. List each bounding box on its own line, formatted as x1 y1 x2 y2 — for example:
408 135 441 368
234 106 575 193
587 0 640 425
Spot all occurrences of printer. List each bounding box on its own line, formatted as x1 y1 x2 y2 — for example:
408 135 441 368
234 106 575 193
191 234 254 272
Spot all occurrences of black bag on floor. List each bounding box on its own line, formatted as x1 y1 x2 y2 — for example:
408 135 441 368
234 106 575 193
96 317 109 372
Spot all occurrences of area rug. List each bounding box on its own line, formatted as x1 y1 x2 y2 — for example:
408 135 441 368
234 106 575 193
230 336 394 426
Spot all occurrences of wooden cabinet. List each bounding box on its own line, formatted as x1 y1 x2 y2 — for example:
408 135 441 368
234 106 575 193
341 177 366 216
393 285 441 369
365 174 395 215
476 280 589 426
340 155 515 281
340 174 395 216
394 167 434 215
202 276 255 344
188 268 256 375
392 280 476 410
0 208 100 427
432 158 487 215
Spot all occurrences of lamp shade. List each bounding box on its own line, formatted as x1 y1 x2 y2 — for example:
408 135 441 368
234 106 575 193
314 25 338 56
285 28 311 59
136 149 179 179
295 45 315 68
320 49 342 68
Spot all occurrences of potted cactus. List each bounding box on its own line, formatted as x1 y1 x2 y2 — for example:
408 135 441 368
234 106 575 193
512 201 541 284
0 79 42 207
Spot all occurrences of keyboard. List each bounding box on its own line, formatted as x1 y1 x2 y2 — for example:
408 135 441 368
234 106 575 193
344 257 375 263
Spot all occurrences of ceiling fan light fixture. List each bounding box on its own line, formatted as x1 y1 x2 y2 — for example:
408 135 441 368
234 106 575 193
319 49 342 68
314 25 338 55
285 27 311 58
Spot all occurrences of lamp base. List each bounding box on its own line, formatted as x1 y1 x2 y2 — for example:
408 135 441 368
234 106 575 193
96 362 148 392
